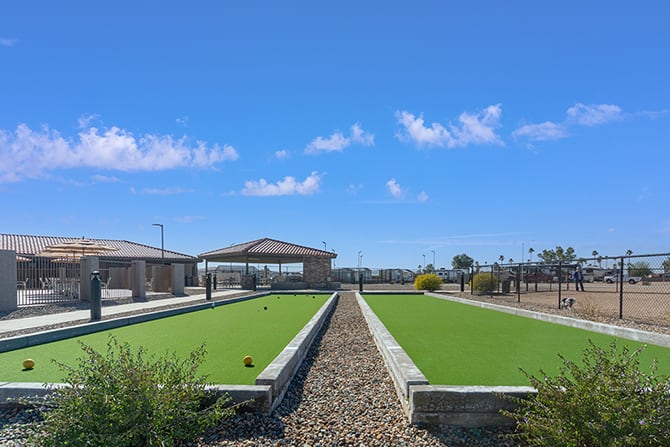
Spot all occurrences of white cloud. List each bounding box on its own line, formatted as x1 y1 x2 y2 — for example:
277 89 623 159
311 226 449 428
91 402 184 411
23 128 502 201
305 131 349 154
512 122 567 141
417 191 429 202
394 111 451 147
77 114 100 129
350 123 374 146
513 102 624 143
0 38 17 47
347 183 363 194
305 123 374 154
566 103 622 126
386 178 405 199
0 122 239 182
176 116 189 127
394 105 503 148
275 149 289 160
242 171 322 196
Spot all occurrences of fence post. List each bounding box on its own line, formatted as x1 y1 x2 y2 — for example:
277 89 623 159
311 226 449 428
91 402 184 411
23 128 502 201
90 270 102 321
619 256 623 320
490 266 494 298
470 267 474 295
557 261 562 308
206 273 212 301
517 263 521 303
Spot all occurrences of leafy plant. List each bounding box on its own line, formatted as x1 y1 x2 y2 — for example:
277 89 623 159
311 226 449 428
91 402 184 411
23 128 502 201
503 340 670 446
414 273 442 291
471 272 498 292
31 335 235 447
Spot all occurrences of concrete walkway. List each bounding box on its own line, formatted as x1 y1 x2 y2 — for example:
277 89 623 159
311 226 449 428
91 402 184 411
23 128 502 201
0 290 244 337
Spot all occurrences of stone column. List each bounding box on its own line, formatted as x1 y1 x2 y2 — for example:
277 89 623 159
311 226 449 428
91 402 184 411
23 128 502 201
0 250 17 313
172 264 185 296
131 260 146 300
303 257 332 288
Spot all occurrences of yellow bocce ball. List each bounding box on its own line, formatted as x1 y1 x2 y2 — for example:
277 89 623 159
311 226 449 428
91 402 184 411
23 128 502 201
243 355 253 366
23 358 35 369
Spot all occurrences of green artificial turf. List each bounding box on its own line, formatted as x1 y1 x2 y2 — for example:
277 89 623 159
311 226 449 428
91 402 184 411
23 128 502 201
363 294 670 386
0 294 330 384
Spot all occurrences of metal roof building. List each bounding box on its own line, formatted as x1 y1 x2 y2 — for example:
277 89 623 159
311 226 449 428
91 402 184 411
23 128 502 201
199 238 337 289
1 233 197 263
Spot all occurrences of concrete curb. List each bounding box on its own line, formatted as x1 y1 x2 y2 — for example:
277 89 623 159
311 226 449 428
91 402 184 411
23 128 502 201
0 292 339 414
356 292 536 427
354 292 428 417
256 292 339 412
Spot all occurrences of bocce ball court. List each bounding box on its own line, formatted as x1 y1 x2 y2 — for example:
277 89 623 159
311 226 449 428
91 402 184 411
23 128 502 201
0 294 330 384
363 293 670 386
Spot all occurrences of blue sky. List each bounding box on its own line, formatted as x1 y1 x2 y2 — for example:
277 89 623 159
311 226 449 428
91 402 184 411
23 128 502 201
1 1 669 270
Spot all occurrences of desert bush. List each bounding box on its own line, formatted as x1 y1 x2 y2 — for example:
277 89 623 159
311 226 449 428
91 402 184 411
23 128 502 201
414 273 442 291
471 272 498 292
576 296 602 321
502 340 670 446
31 335 234 447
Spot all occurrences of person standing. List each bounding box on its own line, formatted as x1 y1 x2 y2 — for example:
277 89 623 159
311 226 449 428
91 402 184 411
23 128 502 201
573 266 585 291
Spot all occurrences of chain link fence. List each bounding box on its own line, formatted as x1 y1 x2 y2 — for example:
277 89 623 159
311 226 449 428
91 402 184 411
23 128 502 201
469 253 670 327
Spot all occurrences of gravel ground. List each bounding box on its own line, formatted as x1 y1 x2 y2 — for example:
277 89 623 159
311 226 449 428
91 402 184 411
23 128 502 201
0 291 519 446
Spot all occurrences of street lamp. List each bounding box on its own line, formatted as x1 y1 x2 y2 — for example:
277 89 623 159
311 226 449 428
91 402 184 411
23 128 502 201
431 249 436 267
152 223 164 261
422 254 426 270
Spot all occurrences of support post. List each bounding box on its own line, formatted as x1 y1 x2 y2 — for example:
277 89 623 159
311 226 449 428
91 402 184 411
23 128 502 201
90 270 102 321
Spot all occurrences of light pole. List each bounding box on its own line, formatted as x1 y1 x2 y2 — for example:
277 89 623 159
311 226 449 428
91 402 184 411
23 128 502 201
422 254 426 271
431 250 436 268
152 223 164 261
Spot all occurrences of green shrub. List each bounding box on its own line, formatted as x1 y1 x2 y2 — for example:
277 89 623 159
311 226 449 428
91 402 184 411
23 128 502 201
471 272 498 292
502 340 670 446
31 335 235 447
414 273 442 291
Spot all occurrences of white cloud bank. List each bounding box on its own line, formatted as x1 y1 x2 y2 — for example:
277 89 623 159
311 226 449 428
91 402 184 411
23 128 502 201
305 123 374 154
513 103 623 142
0 122 239 182
242 171 322 196
395 105 503 148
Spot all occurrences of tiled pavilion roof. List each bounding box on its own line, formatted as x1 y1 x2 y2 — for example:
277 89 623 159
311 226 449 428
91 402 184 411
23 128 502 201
1 233 197 262
199 238 337 264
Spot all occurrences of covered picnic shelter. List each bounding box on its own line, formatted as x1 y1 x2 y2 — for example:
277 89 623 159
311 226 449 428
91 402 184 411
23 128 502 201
198 238 337 289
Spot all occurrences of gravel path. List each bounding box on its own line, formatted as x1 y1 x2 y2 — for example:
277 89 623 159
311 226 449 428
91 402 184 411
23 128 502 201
195 292 516 446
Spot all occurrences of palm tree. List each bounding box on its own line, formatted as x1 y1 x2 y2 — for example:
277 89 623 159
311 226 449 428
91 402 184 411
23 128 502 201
528 247 535 263
592 250 599 265
499 255 505 265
